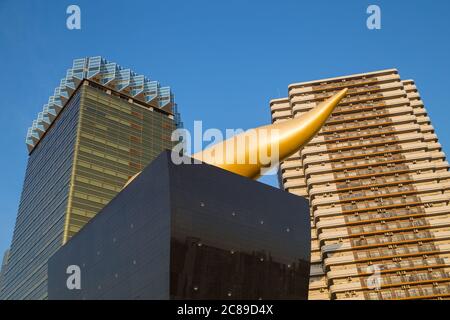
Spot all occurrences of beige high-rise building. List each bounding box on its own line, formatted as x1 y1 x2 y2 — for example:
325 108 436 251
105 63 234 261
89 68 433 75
270 69 450 300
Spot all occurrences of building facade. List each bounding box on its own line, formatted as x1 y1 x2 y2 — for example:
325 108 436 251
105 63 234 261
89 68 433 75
1 57 178 300
48 151 311 300
0 250 9 295
270 69 450 300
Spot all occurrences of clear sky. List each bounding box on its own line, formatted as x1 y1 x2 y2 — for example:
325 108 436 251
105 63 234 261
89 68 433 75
1 0 450 257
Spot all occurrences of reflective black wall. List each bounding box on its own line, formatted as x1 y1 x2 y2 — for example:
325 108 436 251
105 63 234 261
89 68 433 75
48 151 311 299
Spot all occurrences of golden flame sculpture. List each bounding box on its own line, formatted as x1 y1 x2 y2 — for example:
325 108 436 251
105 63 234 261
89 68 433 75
191 88 348 179
123 88 347 188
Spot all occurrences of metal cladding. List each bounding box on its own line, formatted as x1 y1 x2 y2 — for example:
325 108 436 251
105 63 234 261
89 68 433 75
48 151 311 300
192 89 348 180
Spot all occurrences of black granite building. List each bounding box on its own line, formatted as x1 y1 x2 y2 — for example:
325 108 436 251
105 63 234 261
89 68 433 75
48 151 311 299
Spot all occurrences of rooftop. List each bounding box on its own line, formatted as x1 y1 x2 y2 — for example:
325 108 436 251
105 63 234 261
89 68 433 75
26 56 179 153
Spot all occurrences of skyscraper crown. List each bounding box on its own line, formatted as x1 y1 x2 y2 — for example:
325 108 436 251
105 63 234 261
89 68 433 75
26 56 178 152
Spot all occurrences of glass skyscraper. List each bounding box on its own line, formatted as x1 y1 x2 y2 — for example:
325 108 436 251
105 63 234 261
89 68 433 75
1 57 179 300
0 250 9 293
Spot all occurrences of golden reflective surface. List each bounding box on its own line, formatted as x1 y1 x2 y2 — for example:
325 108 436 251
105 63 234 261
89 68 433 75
192 88 348 179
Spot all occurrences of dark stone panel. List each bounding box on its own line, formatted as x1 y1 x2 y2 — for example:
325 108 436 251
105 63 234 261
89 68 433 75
48 151 310 300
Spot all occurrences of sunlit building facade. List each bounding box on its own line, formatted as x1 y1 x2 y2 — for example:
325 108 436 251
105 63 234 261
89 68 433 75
271 69 450 300
1 57 178 300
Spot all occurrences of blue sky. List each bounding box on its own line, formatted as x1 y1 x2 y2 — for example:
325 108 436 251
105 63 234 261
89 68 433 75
1 0 450 257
